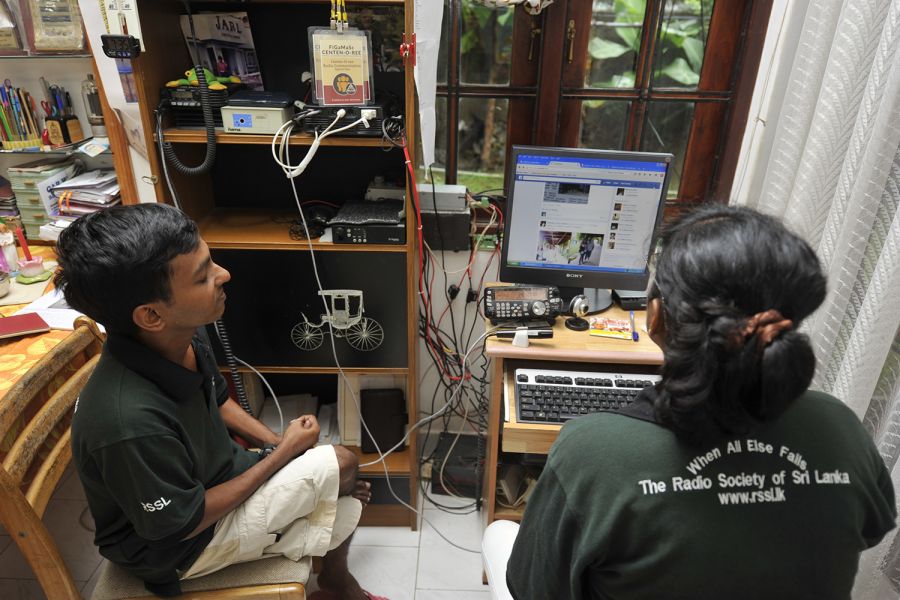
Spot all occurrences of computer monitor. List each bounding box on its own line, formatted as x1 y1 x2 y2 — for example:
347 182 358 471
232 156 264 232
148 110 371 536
499 145 673 311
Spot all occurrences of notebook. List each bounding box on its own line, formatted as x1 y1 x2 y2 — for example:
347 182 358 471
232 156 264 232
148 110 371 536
0 312 50 339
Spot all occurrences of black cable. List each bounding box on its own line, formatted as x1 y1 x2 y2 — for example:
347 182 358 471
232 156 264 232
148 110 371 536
161 1 217 176
413 177 494 514
381 115 405 150
214 320 252 414
428 168 463 360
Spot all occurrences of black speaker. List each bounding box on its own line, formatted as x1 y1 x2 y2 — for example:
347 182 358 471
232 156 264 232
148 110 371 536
360 388 407 454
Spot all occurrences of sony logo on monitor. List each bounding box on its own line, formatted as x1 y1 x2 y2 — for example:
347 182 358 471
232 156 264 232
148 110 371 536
566 273 583 278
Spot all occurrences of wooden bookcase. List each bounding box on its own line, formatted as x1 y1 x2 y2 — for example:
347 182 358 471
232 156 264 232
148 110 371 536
129 0 418 528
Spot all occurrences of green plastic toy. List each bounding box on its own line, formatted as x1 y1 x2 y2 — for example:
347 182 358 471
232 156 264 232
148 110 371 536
165 68 240 91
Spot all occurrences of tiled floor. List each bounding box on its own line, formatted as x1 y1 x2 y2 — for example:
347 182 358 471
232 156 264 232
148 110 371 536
0 467 492 599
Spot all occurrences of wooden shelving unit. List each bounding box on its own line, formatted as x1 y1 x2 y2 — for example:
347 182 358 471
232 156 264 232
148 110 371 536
161 128 389 147
493 505 524 522
234 365 409 375
352 446 413 476
132 0 419 528
198 208 409 251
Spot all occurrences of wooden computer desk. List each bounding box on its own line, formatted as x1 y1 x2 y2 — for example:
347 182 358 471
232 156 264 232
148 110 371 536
482 306 663 526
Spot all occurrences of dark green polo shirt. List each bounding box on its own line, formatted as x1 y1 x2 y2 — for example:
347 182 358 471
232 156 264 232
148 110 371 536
71 330 260 595
507 390 896 600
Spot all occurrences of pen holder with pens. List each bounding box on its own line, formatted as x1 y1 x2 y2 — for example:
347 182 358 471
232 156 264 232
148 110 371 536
42 82 85 146
1 137 40 150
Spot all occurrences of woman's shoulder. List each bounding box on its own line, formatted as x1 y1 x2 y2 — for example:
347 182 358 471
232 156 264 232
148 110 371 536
775 389 875 450
787 390 862 423
553 412 675 460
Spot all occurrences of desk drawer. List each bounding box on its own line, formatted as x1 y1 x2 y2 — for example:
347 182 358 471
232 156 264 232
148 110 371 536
9 165 71 191
20 220 43 239
13 191 43 209
18 205 48 222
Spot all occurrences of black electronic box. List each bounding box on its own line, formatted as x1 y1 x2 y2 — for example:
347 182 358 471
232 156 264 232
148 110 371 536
330 199 405 245
332 223 406 245
484 285 563 324
612 289 648 311
303 104 386 137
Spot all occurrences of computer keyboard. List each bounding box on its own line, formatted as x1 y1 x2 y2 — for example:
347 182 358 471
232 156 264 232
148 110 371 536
514 367 661 425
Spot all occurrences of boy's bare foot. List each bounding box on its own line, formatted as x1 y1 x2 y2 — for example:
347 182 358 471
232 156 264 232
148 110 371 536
352 480 372 504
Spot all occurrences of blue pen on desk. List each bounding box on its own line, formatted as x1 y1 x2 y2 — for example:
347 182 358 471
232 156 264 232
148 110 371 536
629 310 639 342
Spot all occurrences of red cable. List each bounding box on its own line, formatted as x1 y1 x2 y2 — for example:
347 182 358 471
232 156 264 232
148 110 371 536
403 143 449 376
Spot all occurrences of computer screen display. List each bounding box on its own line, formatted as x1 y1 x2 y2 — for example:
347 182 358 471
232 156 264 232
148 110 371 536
500 146 672 300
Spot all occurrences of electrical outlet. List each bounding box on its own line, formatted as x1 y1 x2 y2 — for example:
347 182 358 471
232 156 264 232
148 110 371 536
421 461 433 480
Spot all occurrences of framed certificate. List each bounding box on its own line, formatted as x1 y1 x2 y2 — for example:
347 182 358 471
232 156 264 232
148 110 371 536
308 27 374 106
26 0 84 52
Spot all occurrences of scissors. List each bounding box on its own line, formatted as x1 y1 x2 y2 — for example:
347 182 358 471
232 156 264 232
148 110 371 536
41 100 56 118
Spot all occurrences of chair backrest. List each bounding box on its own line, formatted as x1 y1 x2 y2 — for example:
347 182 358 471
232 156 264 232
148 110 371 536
0 317 104 600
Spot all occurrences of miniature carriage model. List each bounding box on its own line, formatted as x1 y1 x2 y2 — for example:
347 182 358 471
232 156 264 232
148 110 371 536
291 289 385 352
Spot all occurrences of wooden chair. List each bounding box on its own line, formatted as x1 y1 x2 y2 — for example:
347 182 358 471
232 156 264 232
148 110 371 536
0 318 307 599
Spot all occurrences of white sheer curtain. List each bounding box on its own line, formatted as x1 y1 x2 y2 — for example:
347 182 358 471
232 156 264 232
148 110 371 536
734 0 900 597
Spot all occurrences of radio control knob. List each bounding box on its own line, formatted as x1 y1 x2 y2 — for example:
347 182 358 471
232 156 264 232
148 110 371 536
531 301 547 316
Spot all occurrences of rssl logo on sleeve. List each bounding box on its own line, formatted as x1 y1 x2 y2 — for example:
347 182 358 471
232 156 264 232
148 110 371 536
141 497 172 512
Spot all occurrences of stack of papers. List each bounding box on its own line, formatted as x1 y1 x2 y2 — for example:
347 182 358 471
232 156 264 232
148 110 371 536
51 170 120 217
38 219 72 241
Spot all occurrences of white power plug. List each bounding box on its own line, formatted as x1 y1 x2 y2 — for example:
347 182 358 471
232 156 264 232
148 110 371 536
360 108 376 126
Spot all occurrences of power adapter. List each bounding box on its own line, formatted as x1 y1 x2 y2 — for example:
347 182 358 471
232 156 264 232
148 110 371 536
448 284 460 300
466 288 478 303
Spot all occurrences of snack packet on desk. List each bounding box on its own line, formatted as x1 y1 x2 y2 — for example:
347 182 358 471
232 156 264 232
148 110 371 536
589 316 633 340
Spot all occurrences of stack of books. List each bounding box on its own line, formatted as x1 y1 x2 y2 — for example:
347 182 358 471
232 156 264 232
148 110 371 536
0 176 16 220
50 170 120 218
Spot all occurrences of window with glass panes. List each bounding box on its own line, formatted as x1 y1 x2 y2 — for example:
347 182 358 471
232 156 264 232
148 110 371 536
432 0 772 212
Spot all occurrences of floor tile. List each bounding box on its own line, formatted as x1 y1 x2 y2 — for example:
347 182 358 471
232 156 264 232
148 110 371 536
420 491 480 511
81 561 104 599
0 500 99 583
352 524 421 547
0 577 47 600
416 509 488 592
53 465 87 501
0 537 34 579
347 545 418 600
40 499 101 582
416 591 492 600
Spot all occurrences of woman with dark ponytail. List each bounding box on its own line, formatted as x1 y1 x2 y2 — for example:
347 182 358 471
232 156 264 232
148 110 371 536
648 205 825 444
506 205 896 600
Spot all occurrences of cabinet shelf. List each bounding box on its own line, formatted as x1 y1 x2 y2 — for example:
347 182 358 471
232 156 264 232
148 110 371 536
161 128 388 148
232 366 408 375
493 503 524 522
0 54 92 60
351 446 412 476
198 208 408 252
